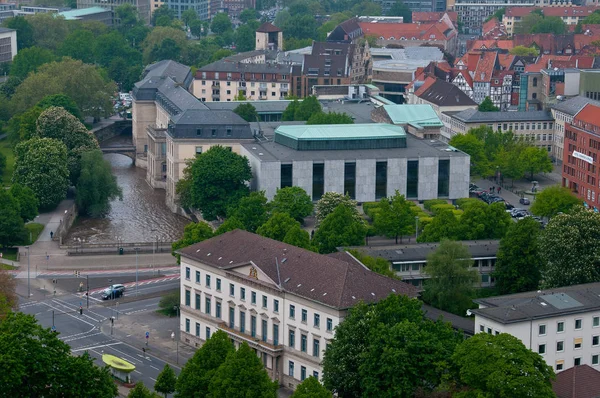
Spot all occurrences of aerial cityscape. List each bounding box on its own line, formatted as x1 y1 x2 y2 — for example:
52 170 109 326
2 0 600 396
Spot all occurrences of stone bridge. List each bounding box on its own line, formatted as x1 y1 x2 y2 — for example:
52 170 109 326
93 119 136 160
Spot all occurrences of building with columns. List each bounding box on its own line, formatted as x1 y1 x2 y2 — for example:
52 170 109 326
240 123 470 202
177 229 418 389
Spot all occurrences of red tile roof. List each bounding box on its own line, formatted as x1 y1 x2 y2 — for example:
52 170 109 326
452 69 473 88
256 22 281 33
497 53 515 69
178 230 419 309
358 21 455 42
474 52 498 82
552 365 600 398
505 5 599 18
414 76 437 97
412 11 458 24
468 39 514 52
574 103 600 127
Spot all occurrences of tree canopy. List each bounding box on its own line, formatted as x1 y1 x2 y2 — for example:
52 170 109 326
172 221 214 257
306 111 354 125
0 189 27 249
478 96 499 112
257 212 301 242
227 191 269 233
270 186 313 222
530 185 582 218
315 192 360 223
9 183 38 222
510 45 539 56
313 205 367 253
9 46 55 80
291 377 331 398
374 191 415 243
154 364 177 397
76 150 123 217
233 102 258 122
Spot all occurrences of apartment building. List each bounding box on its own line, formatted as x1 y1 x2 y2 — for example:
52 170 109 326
503 6 599 35
76 0 150 24
562 103 600 208
163 0 209 20
0 4 16 25
193 60 293 102
552 95 600 164
350 240 500 290
452 0 534 35
177 229 418 389
446 109 555 153
473 282 600 372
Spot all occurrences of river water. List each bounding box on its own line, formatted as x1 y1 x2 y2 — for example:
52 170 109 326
66 154 188 244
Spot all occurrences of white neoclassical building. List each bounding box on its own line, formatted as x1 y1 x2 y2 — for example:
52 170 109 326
177 229 418 389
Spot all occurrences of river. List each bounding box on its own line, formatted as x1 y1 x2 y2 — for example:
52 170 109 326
66 154 189 244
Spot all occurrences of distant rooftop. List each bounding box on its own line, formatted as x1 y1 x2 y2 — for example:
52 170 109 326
205 100 294 114
450 109 554 123
58 6 109 19
382 104 444 129
552 95 600 116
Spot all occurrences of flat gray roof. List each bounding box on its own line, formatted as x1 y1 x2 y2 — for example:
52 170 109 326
473 282 600 324
205 100 294 114
450 109 554 123
242 133 468 162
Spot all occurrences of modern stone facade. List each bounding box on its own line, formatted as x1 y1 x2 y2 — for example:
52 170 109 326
0 27 17 63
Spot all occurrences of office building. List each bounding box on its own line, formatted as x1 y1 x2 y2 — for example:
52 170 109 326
0 27 17 63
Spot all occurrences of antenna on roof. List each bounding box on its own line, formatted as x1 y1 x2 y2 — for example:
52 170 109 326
275 257 282 288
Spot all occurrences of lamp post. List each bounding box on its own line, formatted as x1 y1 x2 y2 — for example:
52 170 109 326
135 247 139 297
173 305 180 364
415 216 419 241
26 246 30 298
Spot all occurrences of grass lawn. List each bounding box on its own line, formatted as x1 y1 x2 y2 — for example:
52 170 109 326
0 139 14 186
25 223 45 245
0 248 18 263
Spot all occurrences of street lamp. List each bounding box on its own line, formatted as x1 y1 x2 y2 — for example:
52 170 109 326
415 216 419 241
173 305 180 364
26 246 30 298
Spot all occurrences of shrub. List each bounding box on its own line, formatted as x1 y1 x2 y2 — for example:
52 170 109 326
456 198 481 209
158 290 180 316
423 199 448 211
431 203 456 215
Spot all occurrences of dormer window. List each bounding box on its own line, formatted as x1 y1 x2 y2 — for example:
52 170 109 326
389 36 395 40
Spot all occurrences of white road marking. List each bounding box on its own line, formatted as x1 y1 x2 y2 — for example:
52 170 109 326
134 370 142 374
72 342 123 352
150 377 157 382
42 302 96 327
150 365 159 371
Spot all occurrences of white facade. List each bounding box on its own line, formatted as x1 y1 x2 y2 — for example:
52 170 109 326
0 28 17 63
475 312 600 372
179 257 343 388
551 107 571 164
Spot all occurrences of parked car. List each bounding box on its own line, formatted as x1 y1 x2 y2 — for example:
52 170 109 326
488 196 505 204
471 189 486 197
469 183 479 192
505 202 514 210
511 209 528 218
519 197 531 205
102 284 125 300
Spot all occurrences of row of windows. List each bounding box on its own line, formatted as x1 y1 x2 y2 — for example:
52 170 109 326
556 355 600 371
288 361 319 381
184 317 211 339
538 317 600 335
538 335 600 355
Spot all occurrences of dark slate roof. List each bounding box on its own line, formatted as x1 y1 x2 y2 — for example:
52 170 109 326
473 282 600 324
178 229 418 309
451 109 554 123
143 60 191 85
170 109 248 125
553 365 600 398
256 22 281 33
0 27 15 33
199 59 292 74
348 240 499 262
205 101 293 114
552 95 600 116
417 79 477 107
422 304 475 335
303 42 353 76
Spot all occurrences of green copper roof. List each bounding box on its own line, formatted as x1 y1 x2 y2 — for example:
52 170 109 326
58 6 109 19
383 104 444 129
275 123 405 141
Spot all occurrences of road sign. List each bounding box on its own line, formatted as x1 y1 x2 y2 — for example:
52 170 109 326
145 331 149 339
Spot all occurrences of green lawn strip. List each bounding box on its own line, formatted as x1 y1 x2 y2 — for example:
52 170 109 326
0 248 18 262
25 223 45 244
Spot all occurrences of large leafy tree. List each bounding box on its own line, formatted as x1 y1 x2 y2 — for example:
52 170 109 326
128 382 160 398
448 133 490 176
386 1 412 22
154 364 177 397
306 111 354 125
13 137 69 210
172 221 214 257
182 146 253 220
294 96 322 121
374 191 415 243
0 312 118 397
494 217 544 294
142 26 187 65
208 342 278 398
37 93 82 121
233 103 258 122
10 59 116 120
76 150 123 217
539 206 600 288
519 146 553 179
9 46 55 80
315 192 360 223
227 191 269 233
234 24 256 52
291 377 331 398
0 189 27 249
459 201 511 240
452 333 555 397
422 240 479 316
175 330 234 398
531 185 582 218
2 16 34 49
210 12 233 35
59 29 96 64
9 183 38 222
313 205 367 253
478 96 499 112
283 224 312 249
270 186 313 222
28 13 69 51
257 212 300 242
418 210 460 242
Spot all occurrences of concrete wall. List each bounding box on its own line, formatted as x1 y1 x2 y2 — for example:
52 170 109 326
356 159 376 202
292 161 313 199
418 157 438 200
449 156 470 199
324 160 345 194
259 161 281 200
387 157 407 197
132 100 156 162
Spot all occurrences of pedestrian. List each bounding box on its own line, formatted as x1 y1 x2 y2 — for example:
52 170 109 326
489 187 492 193
50 231 54 239
498 187 501 194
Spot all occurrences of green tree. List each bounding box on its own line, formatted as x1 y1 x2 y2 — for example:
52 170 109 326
9 46 55 80
295 96 322 120
374 191 415 243
0 151 5 178
539 206 600 288
0 312 118 397
28 13 69 51
292 377 331 398
13 138 69 210
6 106 41 145
10 59 117 120
228 191 269 233
458 201 511 240
315 192 360 223
257 212 300 241
270 186 313 222
239 9 260 23
154 364 177 398
211 12 233 35
152 4 175 26
189 19 206 37
172 221 214 257
452 333 555 397
182 146 252 220
418 210 460 242
531 185 582 218
449 132 491 176
478 96 499 112
76 150 122 217
283 224 312 249
2 16 34 49
493 217 544 294
215 217 245 235
115 3 141 32
347 249 397 279
306 111 354 124
582 9 600 25
281 14 318 40
208 342 278 398
59 29 96 64
519 146 553 179
175 330 234 398
0 269 18 319
128 382 160 398
422 239 479 316
387 1 412 22
181 9 198 26
37 93 82 120
234 24 256 52
485 7 504 22
509 45 539 56
0 189 27 248
149 37 182 62
9 183 38 222
313 205 367 253
531 15 567 34
514 12 543 35
282 99 300 121
233 102 258 122
142 26 187 64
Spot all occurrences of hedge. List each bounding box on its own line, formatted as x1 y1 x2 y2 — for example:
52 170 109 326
431 203 456 215
423 199 448 211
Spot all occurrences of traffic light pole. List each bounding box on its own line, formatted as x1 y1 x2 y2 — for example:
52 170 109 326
86 275 89 309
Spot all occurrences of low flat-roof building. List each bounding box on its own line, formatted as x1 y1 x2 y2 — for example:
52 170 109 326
240 123 470 202
472 282 600 373
204 101 295 122
348 240 500 290
58 7 112 26
371 104 444 140
0 27 17 63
